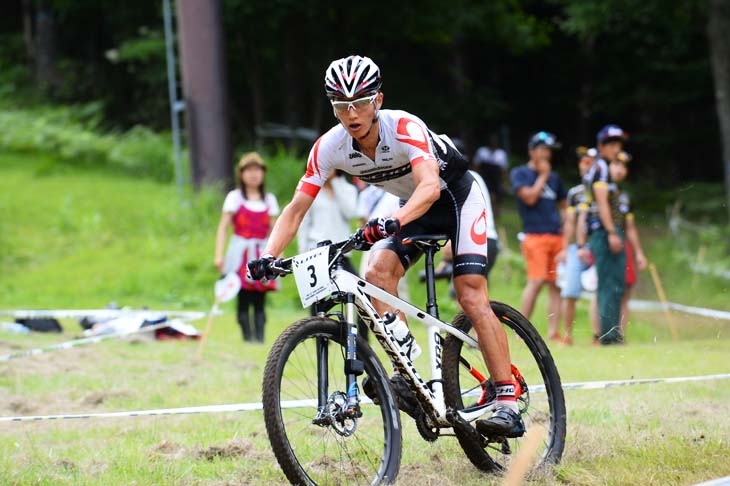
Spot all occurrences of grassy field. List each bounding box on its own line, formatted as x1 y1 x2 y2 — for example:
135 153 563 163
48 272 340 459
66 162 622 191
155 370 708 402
2 153 730 485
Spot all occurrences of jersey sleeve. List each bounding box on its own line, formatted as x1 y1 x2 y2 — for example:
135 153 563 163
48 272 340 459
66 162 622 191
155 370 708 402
297 136 334 198
393 116 437 167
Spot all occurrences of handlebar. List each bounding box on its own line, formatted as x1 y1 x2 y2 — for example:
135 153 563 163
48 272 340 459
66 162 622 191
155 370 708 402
262 229 370 279
258 227 449 281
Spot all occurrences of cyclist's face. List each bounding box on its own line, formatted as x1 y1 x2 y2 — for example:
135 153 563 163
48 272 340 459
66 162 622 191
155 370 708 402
598 140 622 161
335 92 383 139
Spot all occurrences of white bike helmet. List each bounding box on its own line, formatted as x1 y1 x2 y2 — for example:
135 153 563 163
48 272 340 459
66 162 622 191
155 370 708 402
324 55 382 99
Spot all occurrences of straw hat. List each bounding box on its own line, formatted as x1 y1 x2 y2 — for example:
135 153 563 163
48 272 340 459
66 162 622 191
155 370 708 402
237 152 266 171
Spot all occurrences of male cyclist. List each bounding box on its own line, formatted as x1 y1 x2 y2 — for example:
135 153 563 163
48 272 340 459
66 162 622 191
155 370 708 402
247 55 524 438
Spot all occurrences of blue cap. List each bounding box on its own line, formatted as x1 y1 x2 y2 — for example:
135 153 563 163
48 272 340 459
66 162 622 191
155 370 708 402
597 124 628 144
528 131 561 149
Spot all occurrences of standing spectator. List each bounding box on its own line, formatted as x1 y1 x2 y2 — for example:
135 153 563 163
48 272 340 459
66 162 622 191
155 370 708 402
582 124 630 344
473 133 509 218
582 150 647 343
214 152 280 343
510 131 567 341
556 147 595 345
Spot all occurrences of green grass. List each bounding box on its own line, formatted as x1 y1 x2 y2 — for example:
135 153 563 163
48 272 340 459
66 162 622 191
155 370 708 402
2 152 730 485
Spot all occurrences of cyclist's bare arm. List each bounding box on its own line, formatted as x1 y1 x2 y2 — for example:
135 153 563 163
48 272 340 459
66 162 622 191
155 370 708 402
263 191 315 257
391 159 441 225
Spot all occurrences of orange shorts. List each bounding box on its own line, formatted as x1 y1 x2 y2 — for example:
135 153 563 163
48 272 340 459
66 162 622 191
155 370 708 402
521 233 564 282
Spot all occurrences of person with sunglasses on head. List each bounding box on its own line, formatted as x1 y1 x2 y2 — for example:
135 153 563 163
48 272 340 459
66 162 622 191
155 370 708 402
247 55 524 438
510 132 568 343
581 125 632 345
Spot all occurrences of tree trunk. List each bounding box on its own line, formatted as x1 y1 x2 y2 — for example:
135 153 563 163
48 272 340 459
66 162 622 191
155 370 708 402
176 0 232 189
35 1 59 93
22 0 34 63
708 0 730 223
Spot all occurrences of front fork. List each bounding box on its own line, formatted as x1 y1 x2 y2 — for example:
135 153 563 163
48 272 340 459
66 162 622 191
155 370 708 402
314 294 363 423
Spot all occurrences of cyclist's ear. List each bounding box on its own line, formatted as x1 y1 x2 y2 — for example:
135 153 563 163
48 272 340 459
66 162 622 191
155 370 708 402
376 92 384 109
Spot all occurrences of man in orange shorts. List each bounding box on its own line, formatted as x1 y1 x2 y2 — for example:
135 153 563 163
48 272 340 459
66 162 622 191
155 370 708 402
510 132 567 341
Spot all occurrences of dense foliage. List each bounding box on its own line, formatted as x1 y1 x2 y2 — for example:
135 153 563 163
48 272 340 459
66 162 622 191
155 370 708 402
0 0 720 183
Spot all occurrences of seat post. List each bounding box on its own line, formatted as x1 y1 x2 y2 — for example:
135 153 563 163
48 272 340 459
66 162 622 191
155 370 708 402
424 246 439 319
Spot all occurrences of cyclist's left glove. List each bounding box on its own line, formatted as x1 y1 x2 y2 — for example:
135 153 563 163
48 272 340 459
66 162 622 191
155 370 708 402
361 217 400 244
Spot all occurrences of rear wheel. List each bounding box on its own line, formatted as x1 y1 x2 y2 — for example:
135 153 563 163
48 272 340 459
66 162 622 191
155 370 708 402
262 317 402 485
442 302 566 472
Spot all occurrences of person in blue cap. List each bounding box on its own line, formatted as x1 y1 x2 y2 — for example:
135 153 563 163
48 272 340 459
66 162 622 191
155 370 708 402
510 131 567 342
581 124 630 344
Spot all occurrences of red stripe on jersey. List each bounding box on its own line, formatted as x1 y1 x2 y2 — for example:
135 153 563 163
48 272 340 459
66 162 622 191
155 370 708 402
395 117 432 155
410 155 436 167
296 180 321 198
305 136 324 179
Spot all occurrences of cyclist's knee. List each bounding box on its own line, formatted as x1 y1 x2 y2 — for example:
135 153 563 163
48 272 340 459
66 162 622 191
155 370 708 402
454 275 488 313
365 250 404 284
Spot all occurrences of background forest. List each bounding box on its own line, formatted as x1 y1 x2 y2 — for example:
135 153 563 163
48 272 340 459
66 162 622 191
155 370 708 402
1 0 727 189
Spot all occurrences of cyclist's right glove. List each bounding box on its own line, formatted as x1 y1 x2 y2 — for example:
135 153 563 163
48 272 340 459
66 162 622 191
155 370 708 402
247 254 276 281
361 217 400 244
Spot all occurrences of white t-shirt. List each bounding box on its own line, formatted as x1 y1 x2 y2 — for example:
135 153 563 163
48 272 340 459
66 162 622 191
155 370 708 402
473 146 508 170
298 177 359 253
222 189 280 216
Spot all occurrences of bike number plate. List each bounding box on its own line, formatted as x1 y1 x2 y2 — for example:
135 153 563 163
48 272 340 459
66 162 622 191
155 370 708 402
292 246 334 308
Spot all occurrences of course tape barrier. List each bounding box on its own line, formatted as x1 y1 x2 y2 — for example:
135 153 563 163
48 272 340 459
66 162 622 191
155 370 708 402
2 373 728 423
0 322 174 362
0 309 207 320
628 300 730 321
694 477 730 486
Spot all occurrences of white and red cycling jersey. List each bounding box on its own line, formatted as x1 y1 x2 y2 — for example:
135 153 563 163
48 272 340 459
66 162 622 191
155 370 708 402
296 109 492 277
297 109 468 200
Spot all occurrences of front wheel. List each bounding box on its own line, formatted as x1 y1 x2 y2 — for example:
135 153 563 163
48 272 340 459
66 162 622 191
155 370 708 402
442 302 566 473
262 317 402 485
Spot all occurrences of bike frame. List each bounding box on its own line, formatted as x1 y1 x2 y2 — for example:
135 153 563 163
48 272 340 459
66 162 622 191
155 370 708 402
325 266 493 427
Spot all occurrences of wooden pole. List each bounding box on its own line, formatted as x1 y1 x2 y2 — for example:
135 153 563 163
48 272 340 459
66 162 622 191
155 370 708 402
195 301 220 359
501 426 547 486
648 263 680 342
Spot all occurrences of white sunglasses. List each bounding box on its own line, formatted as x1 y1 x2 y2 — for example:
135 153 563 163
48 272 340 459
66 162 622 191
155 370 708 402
331 94 377 113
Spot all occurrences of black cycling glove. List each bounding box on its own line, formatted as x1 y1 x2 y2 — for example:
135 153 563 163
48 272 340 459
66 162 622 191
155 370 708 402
247 254 276 281
361 217 400 244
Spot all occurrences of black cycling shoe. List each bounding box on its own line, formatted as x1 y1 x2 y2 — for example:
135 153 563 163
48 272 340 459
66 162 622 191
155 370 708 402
361 374 419 419
475 407 526 439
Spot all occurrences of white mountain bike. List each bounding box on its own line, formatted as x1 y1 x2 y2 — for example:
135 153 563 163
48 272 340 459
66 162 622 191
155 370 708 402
259 230 566 485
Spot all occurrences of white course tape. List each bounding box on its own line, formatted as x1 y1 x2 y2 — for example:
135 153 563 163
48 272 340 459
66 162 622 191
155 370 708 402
694 477 730 486
628 299 730 321
0 322 174 362
1 373 728 424
0 309 206 320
